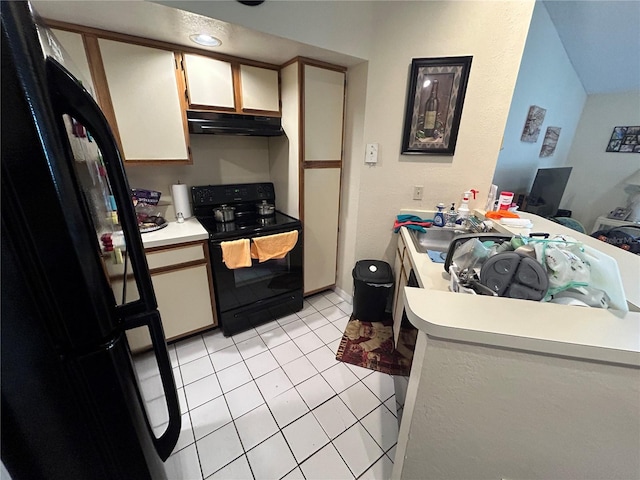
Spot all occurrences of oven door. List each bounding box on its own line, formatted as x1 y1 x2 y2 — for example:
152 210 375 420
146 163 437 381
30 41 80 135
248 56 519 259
209 227 303 336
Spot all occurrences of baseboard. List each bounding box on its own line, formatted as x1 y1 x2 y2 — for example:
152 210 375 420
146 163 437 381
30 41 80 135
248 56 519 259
333 286 353 304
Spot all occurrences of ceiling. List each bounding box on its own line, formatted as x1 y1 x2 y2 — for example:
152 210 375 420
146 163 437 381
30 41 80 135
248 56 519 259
30 0 363 67
32 1 640 94
543 0 640 94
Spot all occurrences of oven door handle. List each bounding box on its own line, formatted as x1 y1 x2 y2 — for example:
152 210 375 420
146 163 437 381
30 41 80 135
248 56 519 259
210 227 302 247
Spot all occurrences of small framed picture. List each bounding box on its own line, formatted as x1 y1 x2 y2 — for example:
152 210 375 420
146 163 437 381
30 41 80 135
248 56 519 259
607 207 631 220
606 126 640 153
521 105 547 143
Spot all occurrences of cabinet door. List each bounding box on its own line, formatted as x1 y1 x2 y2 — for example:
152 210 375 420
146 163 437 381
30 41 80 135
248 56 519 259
304 65 345 161
50 29 96 97
239 64 279 113
126 263 215 351
152 264 215 339
97 39 189 162
393 266 408 348
303 168 341 294
183 53 235 110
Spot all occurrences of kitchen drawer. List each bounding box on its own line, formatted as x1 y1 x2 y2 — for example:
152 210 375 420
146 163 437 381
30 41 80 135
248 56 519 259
146 243 205 270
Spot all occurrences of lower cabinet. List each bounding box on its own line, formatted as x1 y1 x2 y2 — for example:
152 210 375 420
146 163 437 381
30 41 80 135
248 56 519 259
125 241 217 351
392 232 414 347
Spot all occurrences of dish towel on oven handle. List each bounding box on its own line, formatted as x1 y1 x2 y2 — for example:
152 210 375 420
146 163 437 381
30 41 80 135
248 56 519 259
220 238 252 269
250 230 299 263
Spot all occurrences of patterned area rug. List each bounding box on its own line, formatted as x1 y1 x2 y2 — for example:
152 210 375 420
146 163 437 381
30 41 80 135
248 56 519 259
335 316 417 376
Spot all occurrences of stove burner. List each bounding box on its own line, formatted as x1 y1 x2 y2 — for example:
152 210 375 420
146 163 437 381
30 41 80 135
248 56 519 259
191 183 301 241
258 216 276 226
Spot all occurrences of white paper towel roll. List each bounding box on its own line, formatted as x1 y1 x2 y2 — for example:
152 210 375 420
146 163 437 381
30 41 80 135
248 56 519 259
171 184 192 219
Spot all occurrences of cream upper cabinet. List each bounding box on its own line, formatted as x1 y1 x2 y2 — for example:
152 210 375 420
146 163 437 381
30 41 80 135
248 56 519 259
239 64 279 113
183 54 280 114
50 29 96 97
183 53 235 109
304 65 345 161
97 39 189 163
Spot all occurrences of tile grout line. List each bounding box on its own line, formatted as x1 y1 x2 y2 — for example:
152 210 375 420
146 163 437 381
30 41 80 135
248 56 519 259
191 363 390 477
166 291 396 479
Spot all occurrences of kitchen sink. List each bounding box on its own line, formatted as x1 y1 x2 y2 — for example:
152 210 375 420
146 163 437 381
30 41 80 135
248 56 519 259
408 227 514 269
408 227 468 254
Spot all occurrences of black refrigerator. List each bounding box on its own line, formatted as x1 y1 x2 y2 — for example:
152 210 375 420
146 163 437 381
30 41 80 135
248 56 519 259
1 2 180 479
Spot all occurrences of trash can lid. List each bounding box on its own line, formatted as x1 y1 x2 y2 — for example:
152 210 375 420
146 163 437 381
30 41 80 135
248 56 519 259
352 260 394 283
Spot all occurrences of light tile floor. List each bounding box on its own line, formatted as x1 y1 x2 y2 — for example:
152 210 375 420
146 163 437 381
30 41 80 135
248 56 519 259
135 291 401 480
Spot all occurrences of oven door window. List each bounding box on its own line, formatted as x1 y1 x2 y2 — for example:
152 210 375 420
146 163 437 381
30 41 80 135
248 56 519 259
234 257 289 288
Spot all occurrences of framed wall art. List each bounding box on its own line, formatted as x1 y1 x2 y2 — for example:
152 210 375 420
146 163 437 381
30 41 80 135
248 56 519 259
521 105 546 143
606 126 640 153
401 56 472 155
539 126 561 157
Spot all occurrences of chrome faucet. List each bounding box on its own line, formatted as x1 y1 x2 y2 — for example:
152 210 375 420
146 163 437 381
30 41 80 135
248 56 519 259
464 215 493 232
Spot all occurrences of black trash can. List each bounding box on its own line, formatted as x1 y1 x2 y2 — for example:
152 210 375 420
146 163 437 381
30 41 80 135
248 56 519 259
352 260 394 322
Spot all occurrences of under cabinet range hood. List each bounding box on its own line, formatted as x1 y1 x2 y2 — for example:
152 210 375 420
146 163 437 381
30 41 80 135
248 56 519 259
187 111 284 136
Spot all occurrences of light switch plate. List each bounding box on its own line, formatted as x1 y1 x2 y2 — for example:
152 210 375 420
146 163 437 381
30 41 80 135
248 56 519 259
365 143 379 164
413 185 424 200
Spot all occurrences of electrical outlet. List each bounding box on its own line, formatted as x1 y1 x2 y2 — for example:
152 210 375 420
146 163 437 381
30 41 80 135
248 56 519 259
413 185 424 200
365 143 379 164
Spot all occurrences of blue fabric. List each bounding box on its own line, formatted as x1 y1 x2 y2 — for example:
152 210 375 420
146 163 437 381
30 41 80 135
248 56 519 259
427 250 446 263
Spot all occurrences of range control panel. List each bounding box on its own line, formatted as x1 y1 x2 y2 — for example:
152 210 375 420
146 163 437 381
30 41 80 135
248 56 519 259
191 183 275 207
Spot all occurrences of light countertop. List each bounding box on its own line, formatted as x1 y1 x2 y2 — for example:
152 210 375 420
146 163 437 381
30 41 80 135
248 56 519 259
399 209 640 366
113 217 208 250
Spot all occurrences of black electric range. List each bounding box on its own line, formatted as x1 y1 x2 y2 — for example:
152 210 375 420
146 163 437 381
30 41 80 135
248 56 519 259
191 183 303 336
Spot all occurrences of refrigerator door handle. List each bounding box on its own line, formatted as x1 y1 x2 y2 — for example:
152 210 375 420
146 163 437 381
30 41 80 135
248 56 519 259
126 310 181 461
45 57 157 317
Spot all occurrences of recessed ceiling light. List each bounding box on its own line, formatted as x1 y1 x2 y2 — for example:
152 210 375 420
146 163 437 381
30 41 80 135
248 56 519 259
190 34 222 47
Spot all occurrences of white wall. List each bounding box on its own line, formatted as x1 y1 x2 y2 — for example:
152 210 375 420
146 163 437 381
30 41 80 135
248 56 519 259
125 135 271 218
562 91 640 231
342 1 534 291
336 61 368 300
395 334 640 479
491 2 587 196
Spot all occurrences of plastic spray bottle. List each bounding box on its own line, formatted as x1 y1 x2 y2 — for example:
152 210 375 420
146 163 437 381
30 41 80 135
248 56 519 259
457 189 478 223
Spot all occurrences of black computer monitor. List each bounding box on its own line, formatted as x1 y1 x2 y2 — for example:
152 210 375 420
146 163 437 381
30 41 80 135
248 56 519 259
523 167 573 217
